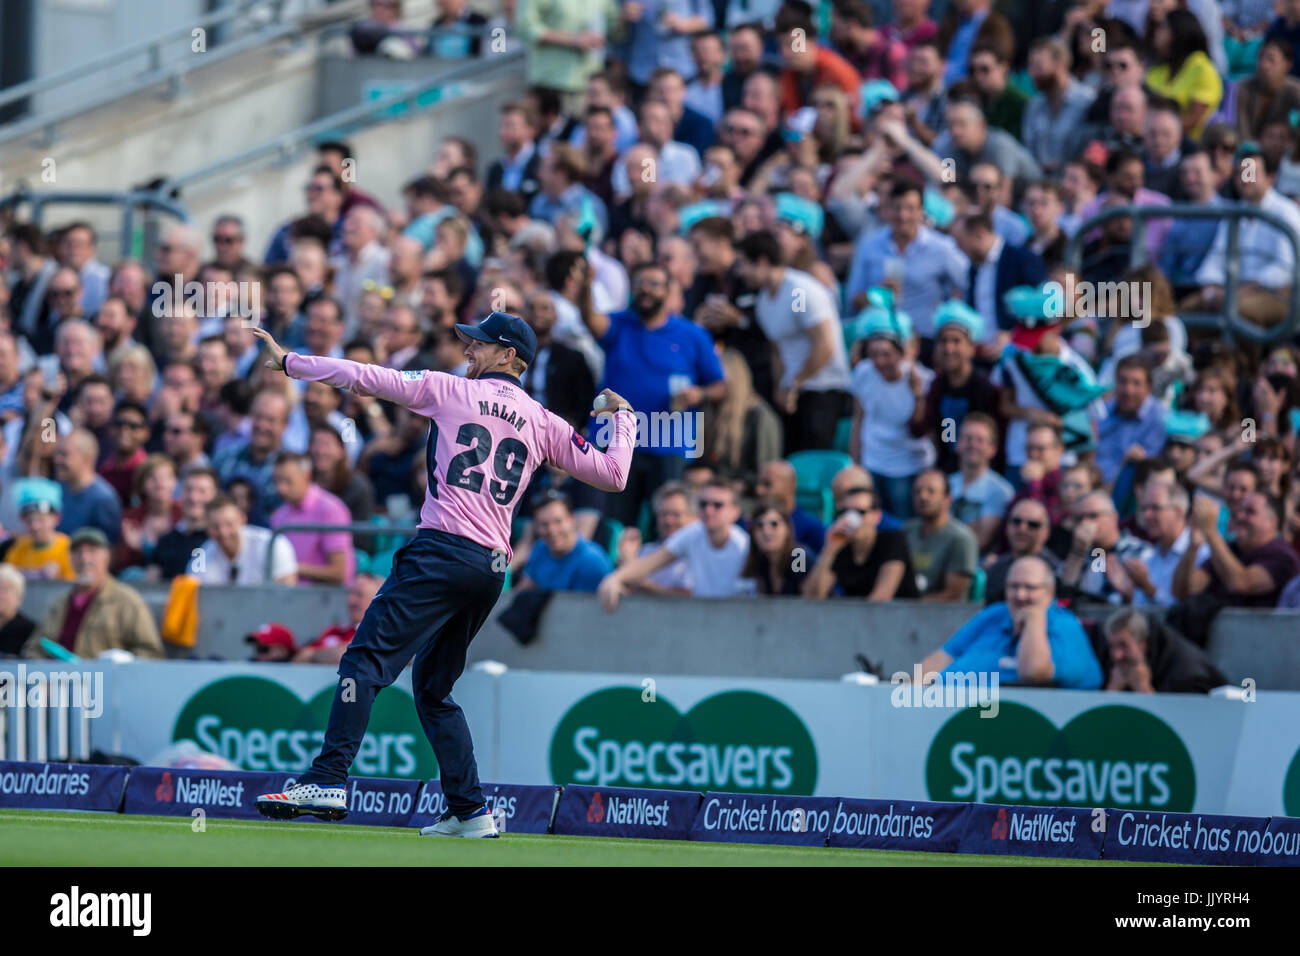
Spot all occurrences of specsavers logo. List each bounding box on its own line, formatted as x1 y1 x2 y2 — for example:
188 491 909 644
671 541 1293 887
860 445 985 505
172 676 436 779
1283 746 1300 816
550 687 818 794
925 702 1195 811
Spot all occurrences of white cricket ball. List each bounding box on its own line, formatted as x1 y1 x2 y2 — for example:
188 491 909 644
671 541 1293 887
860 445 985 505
593 394 609 411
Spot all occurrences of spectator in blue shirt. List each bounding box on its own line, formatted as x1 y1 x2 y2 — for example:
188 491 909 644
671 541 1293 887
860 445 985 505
619 0 715 91
518 490 613 593
1157 148 1223 293
528 144 610 241
264 167 344 265
915 554 1104 689
581 261 727 526
1096 355 1168 488
53 429 123 545
212 390 290 526
753 459 825 553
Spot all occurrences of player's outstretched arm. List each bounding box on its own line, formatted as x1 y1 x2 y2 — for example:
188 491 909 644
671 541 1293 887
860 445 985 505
252 326 437 411
545 389 637 492
597 546 677 612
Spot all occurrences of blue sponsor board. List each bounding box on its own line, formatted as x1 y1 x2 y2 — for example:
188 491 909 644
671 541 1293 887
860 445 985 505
294 775 420 827
1259 816 1300 867
0 760 128 812
829 799 971 854
553 784 700 840
124 766 281 820
691 791 837 846
1103 809 1282 866
410 781 560 833
961 803 1102 860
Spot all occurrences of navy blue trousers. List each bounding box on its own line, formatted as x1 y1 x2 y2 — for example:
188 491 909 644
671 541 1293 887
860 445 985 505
300 529 503 817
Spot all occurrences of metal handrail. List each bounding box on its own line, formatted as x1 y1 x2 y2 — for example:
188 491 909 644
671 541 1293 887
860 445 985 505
1064 201 1300 344
0 188 190 263
160 47 526 195
265 521 418 583
0 0 285 112
0 0 370 149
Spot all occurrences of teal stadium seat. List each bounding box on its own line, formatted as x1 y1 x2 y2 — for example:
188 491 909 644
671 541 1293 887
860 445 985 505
787 450 853 525
602 518 624 565
833 416 852 454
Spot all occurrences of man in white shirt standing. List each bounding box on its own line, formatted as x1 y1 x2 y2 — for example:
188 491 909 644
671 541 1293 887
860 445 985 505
190 494 298 585
1191 146 1300 329
597 479 748 608
737 229 852 452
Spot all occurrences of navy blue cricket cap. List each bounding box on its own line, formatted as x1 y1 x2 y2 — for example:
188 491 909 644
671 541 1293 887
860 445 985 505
454 311 537 367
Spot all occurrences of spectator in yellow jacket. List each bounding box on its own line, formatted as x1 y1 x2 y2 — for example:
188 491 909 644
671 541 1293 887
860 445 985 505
2 478 74 581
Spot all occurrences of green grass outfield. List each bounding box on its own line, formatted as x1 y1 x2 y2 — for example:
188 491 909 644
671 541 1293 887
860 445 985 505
0 810 1153 866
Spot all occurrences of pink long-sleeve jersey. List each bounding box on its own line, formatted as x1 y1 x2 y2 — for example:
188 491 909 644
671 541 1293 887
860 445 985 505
285 355 634 562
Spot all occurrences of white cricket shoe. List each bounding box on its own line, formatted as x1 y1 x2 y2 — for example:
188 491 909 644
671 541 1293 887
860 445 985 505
420 807 499 838
256 782 348 821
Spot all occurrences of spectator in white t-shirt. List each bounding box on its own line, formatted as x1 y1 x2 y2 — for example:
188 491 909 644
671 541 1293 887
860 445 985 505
737 230 852 453
948 412 1015 551
847 309 935 520
190 494 298 585
597 480 748 609
617 480 696 594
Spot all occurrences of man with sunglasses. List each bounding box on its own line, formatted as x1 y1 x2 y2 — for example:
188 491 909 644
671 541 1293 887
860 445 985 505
1059 491 1149 604
914 555 1103 689
598 479 748 608
210 215 252 273
44 267 85 332
263 166 345 266
984 497 1056 603
97 401 151 506
1080 33 1147 125
804 484 918 601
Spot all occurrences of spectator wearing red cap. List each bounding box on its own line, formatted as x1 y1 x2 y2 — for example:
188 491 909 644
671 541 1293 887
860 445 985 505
247 622 296 663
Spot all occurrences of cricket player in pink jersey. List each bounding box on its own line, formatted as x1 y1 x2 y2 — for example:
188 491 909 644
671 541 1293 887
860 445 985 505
251 313 635 837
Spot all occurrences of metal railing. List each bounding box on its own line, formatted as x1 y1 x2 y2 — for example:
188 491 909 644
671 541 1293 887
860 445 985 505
0 667 94 763
265 522 418 583
0 0 367 149
318 21 501 55
1065 201 1300 343
0 188 189 265
159 46 526 196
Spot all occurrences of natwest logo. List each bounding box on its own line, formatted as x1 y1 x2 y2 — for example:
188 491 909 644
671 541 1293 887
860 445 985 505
175 776 246 808
991 808 1008 840
604 795 671 827
587 791 605 823
155 772 174 803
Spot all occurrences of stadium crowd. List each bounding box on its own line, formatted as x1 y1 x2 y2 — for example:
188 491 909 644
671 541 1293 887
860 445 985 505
3 0 1300 693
